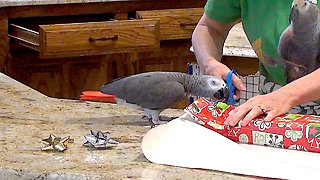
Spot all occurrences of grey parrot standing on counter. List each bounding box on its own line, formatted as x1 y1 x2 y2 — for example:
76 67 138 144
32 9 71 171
277 0 320 83
100 71 229 125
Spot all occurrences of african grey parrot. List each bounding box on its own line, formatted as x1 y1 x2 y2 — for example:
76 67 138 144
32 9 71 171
100 71 228 125
278 0 320 83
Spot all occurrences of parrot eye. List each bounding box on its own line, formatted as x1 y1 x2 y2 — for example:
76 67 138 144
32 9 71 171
304 2 307 6
211 81 216 85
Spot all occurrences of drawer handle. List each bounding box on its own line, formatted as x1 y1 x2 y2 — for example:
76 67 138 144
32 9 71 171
88 35 118 42
180 22 198 27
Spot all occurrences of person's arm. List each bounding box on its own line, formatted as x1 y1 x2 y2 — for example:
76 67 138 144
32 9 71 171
225 69 320 126
192 14 245 99
192 13 234 69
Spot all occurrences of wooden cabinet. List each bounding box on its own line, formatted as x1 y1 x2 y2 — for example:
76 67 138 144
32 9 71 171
8 52 127 98
39 19 160 58
10 19 161 59
137 8 203 40
131 42 195 73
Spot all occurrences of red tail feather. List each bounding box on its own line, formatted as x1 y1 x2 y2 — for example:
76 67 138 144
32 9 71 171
80 91 116 103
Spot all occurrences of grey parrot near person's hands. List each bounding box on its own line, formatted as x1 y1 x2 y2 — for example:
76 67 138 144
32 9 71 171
278 0 320 83
100 71 229 125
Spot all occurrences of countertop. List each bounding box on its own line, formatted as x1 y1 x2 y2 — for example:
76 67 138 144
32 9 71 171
224 23 256 58
0 0 135 8
0 73 255 179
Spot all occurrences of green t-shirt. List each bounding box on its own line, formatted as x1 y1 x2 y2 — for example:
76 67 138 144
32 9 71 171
204 0 320 114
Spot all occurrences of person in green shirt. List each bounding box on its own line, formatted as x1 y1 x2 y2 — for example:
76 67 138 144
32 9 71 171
192 0 320 127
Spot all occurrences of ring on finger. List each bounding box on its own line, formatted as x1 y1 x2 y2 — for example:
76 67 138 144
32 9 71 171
258 105 267 114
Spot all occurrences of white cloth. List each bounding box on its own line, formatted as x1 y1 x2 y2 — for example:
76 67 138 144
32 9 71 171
142 114 320 179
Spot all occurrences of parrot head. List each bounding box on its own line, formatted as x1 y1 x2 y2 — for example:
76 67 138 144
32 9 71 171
196 75 229 101
290 0 319 25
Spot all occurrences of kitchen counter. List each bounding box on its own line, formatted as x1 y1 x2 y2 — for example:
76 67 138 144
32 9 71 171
0 0 139 8
0 73 256 179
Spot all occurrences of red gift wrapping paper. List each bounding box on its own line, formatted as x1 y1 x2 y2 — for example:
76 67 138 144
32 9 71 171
184 98 320 153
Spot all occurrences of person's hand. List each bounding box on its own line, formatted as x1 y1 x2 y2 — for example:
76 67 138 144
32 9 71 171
201 57 246 100
224 90 295 127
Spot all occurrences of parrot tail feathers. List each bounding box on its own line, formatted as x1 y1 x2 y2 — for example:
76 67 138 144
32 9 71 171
80 91 117 103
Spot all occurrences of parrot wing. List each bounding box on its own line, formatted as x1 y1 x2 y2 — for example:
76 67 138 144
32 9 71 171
262 54 279 67
137 81 186 109
100 72 187 110
278 27 293 61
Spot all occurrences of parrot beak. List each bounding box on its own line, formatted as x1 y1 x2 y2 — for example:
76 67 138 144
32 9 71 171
289 5 299 23
213 87 229 100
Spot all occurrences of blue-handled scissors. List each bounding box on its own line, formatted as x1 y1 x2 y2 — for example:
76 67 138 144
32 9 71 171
226 70 240 105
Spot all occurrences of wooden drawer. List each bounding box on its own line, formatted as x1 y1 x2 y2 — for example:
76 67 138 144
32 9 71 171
9 19 160 59
137 8 203 41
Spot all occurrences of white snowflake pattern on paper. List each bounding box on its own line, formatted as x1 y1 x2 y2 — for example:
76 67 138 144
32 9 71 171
254 119 272 131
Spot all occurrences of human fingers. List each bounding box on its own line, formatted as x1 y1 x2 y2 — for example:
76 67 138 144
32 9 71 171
241 106 265 126
263 110 278 122
202 59 230 78
232 74 246 91
234 88 242 100
225 105 251 126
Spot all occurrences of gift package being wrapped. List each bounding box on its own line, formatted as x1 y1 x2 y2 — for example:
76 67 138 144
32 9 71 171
184 98 320 153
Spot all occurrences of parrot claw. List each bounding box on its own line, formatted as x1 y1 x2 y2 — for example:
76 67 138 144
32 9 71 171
147 116 178 128
148 118 157 128
150 124 156 129
149 118 167 128
150 121 165 128
142 115 149 120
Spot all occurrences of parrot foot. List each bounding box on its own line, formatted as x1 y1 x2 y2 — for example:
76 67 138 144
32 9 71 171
149 118 166 128
144 109 176 127
149 116 180 128
147 115 191 128
142 115 149 120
